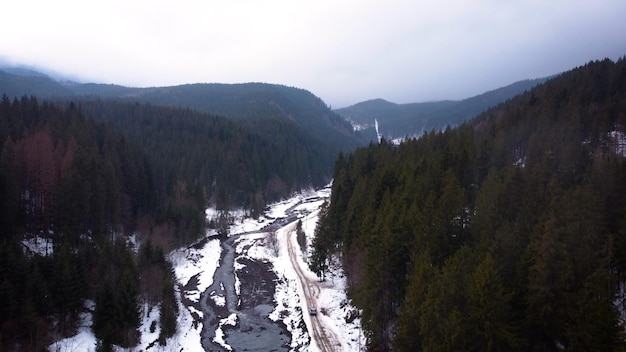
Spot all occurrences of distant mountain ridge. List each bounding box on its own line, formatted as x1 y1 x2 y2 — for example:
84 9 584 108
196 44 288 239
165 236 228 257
1 64 551 148
0 69 73 97
105 82 361 151
335 77 549 141
0 67 364 153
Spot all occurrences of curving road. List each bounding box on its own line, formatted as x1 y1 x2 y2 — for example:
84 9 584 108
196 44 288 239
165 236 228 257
284 223 342 352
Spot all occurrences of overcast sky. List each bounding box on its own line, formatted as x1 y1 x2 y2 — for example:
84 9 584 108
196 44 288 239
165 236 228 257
1 0 625 108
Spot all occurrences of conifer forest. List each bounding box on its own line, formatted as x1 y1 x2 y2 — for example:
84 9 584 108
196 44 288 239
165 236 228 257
1 58 626 351
311 58 626 351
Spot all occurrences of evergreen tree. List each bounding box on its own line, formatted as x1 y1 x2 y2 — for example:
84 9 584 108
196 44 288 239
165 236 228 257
393 252 432 351
296 219 307 253
158 272 178 344
309 201 331 280
466 254 520 351
311 58 626 350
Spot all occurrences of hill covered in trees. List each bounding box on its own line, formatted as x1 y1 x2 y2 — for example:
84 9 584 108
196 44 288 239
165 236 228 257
0 69 366 211
0 97 179 350
0 67 365 350
87 83 360 153
0 94 343 350
0 69 73 97
312 58 626 351
335 77 547 141
77 99 339 214
0 68 364 156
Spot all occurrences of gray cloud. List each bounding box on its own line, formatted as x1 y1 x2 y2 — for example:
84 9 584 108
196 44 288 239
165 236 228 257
1 0 625 107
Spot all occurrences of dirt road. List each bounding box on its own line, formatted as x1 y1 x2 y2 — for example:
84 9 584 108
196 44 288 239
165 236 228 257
285 224 343 352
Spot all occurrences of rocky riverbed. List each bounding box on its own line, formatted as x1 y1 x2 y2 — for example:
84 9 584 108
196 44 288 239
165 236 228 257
200 232 291 351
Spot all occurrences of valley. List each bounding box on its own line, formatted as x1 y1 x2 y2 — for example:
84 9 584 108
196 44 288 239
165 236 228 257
2 57 626 351
169 186 363 352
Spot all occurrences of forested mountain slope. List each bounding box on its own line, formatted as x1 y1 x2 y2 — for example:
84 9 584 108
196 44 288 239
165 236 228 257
0 74 357 349
0 96 178 350
0 69 366 208
0 69 72 97
77 99 337 212
312 58 626 351
335 77 547 140
94 83 362 152
0 68 364 156
0 64 364 236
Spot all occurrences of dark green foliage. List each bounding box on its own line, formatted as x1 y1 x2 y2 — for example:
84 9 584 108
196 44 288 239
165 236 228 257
0 96 155 241
76 100 339 226
158 274 178 344
92 239 141 348
309 201 331 280
1 73 368 240
0 239 92 350
0 97 189 350
137 239 178 344
105 83 363 154
296 219 306 253
0 69 361 349
0 167 18 237
0 71 366 212
313 58 626 351
52 245 86 333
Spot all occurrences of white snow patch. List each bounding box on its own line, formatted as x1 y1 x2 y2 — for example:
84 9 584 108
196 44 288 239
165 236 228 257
349 120 371 132
49 301 96 352
137 303 162 346
237 232 274 258
270 273 311 351
205 207 220 220
187 305 203 320
228 212 268 234
21 235 53 256
170 237 221 303
375 118 381 143
214 313 238 351
266 197 301 218
211 290 226 307
609 130 626 157
168 292 204 351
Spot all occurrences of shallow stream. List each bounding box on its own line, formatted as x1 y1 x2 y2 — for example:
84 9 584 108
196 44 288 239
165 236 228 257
200 234 290 351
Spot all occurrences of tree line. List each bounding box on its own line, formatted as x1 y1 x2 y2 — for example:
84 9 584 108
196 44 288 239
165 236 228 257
311 58 626 351
77 99 337 220
0 90 347 350
0 96 175 350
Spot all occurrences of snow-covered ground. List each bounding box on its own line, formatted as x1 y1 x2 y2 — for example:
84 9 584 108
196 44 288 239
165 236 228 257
271 198 364 352
171 237 222 304
48 186 364 351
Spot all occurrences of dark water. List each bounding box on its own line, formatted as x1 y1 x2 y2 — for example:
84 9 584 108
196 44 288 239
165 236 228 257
200 235 290 351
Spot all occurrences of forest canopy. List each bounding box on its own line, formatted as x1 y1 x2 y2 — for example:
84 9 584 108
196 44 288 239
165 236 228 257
312 58 626 351
0 75 363 350
0 97 182 350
